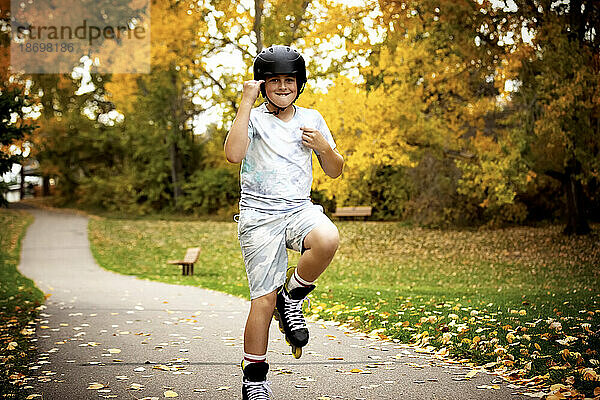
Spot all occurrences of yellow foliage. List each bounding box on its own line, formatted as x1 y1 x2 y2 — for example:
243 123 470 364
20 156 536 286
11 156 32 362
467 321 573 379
106 0 208 114
300 75 417 204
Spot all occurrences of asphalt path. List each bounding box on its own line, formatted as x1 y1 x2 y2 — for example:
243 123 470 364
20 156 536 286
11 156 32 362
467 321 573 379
15 207 532 399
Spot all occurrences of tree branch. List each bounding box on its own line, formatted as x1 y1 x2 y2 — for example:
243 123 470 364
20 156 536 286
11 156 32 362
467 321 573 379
201 69 239 112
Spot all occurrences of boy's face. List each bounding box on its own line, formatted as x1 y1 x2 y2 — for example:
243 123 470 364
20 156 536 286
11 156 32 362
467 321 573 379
264 74 297 108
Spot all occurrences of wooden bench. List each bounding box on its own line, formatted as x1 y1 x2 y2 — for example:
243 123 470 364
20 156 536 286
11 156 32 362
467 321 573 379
167 247 200 276
332 206 373 219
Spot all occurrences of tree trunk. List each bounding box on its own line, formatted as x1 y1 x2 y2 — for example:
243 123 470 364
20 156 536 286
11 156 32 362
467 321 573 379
169 141 183 207
43 176 50 196
563 165 591 235
169 67 184 209
20 164 25 201
254 0 263 52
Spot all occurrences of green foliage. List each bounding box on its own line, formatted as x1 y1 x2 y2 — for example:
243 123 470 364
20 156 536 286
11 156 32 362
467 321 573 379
404 154 478 227
0 86 37 207
310 188 336 215
76 166 159 215
0 209 44 398
181 168 240 215
352 165 412 221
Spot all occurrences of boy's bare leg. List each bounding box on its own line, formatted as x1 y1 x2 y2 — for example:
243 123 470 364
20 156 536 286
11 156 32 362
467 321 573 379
296 222 339 282
244 290 277 355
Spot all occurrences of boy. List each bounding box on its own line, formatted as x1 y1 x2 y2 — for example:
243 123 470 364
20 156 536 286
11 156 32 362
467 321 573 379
224 45 344 399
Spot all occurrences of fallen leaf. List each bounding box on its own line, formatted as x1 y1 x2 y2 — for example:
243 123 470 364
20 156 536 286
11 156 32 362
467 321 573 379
164 390 178 397
465 370 478 379
87 383 105 390
129 383 144 390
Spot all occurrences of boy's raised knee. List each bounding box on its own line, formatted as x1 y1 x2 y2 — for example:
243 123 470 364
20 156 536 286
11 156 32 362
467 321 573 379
323 225 339 253
307 223 339 256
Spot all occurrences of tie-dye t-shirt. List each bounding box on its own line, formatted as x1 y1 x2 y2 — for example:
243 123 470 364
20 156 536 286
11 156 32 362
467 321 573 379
239 103 336 213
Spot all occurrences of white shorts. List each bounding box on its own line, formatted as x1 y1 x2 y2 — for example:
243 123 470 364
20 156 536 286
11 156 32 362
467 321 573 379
237 204 332 299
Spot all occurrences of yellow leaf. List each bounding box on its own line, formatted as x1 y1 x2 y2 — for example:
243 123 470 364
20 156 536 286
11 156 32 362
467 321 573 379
465 370 478 379
87 383 104 390
582 368 598 381
129 383 144 390
107 348 121 354
164 391 178 397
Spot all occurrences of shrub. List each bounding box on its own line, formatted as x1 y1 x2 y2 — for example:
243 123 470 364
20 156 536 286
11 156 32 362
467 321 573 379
181 168 240 215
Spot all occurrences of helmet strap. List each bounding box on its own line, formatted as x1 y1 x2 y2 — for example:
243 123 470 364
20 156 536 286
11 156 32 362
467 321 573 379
264 93 295 116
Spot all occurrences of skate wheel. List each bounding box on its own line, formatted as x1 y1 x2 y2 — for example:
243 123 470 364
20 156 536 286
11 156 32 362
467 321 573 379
292 346 302 359
273 311 285 333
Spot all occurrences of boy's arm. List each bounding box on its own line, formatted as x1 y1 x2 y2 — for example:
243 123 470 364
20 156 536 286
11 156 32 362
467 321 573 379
301 127 344 178
224 80 264 164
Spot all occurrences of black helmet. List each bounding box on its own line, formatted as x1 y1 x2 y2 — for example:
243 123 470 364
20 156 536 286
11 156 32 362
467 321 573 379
253 45 307 99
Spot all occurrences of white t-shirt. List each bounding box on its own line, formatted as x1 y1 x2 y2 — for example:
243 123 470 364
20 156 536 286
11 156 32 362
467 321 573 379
239 103 337 213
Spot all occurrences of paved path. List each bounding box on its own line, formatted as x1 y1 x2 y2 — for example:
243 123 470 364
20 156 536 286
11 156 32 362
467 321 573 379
16 207 530 399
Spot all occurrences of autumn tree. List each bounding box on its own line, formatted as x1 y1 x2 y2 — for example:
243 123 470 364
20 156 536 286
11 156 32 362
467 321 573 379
301 0 516 223
0 1 37 206
467 0 600 234
102 0 208 210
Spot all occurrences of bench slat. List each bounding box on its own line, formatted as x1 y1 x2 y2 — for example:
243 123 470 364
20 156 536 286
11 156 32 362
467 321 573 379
332 206 372 217
167 247 200 276
183 247 201 263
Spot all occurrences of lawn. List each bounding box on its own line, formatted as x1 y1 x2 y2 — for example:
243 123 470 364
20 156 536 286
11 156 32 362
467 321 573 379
88 217 600 397
0 209 44 399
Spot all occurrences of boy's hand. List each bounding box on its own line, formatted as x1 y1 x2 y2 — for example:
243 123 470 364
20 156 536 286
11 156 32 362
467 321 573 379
301 127 330 154
241 80 264 104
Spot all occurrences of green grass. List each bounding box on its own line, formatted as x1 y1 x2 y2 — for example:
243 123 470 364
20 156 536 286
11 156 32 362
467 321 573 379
0 209 44 399
89 218 600 395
